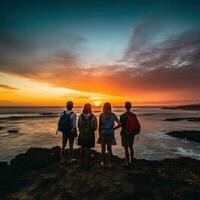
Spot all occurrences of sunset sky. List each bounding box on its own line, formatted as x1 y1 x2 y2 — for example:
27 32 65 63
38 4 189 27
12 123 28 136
0 0 200 106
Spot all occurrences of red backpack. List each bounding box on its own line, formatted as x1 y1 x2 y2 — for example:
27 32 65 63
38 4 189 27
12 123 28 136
125 113 141 136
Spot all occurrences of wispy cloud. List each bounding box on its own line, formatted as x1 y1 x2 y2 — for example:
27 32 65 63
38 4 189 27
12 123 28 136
123 16 200 70
0 84 19 90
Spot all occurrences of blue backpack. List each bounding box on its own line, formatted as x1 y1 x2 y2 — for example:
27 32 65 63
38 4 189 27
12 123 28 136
58 111 73 133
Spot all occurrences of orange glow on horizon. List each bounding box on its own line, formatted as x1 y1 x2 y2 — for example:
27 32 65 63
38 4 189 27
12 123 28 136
93 101 101 106
0 73 198 106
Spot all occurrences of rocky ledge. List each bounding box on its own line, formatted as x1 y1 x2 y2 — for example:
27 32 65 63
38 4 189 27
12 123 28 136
164 117 200 122
167 130 200 143
0 147 200 200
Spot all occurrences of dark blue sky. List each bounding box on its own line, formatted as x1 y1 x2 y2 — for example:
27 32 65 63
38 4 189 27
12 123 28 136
1 0 200 64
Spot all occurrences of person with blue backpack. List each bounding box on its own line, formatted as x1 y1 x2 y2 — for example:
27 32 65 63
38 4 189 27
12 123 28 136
57 101 77 163
120 102 140 167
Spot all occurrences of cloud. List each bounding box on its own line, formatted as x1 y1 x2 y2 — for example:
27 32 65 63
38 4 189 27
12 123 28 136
0 84 19 90
0 29 87 74
0 20 200 102
0 100 13 105
123 17 200 70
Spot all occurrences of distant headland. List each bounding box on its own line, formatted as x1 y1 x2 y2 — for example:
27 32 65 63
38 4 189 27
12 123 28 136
162 104 200 111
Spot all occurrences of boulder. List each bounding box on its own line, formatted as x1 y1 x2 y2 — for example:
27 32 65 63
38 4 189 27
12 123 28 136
10 146 60 170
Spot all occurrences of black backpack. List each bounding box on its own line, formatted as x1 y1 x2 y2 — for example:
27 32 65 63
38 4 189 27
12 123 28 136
58 111 73 133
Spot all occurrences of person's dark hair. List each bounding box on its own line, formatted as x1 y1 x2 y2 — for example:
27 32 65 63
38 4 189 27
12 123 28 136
125 101 132 110
82 103 92 114
103 102 112 115
66 101 73 110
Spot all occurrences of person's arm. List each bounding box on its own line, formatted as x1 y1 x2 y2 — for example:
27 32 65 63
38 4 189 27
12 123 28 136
56 112 64 134
119 114 125 128
78 115 81 131
114 115 121 130
93 116 98 131
98 114 102 136
71 113 77 133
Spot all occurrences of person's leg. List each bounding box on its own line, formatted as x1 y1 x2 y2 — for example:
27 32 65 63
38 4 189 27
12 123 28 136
124 146 129 166
130 136 135 163
80 147 85 164
101 144 106 166
107 145 113 168
122 133 129 166
130 145 134 163
60 134 67 163
68 135 74 162
86 148 91 167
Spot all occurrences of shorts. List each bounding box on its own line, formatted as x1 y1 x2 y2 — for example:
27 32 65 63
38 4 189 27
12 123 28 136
62 132 75 145
121 131 134 147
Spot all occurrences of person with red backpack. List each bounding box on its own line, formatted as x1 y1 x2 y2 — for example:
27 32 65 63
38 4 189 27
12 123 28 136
120 102 140 167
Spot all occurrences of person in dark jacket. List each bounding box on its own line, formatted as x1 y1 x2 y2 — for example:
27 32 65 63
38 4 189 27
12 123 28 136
78 103 97 166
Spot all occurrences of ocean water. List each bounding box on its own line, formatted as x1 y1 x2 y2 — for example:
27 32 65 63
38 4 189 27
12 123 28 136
0 106 200 162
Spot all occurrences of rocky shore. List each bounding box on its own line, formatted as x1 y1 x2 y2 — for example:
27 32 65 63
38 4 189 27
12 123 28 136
162 104 200 111
1 147 200 200
164 117 200 122
167 130 200 143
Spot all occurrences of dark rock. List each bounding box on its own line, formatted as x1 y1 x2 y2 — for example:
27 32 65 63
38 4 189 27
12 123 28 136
164 117 200 122
167 130 200 143
40 112 58 116
10 146 60 170
0 127 4 130
1 147 200 199
8 129 19 133
0 162 12 185
0 161 7 167
162 104 200 111
0 115 58 122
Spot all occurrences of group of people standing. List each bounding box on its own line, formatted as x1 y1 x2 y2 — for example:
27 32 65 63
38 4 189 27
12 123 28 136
57 101 140 168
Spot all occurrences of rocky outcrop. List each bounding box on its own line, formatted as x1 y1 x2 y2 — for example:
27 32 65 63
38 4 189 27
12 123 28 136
164 117 200 122
162 104 200 111
167 130 200 143
0 147 200 200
